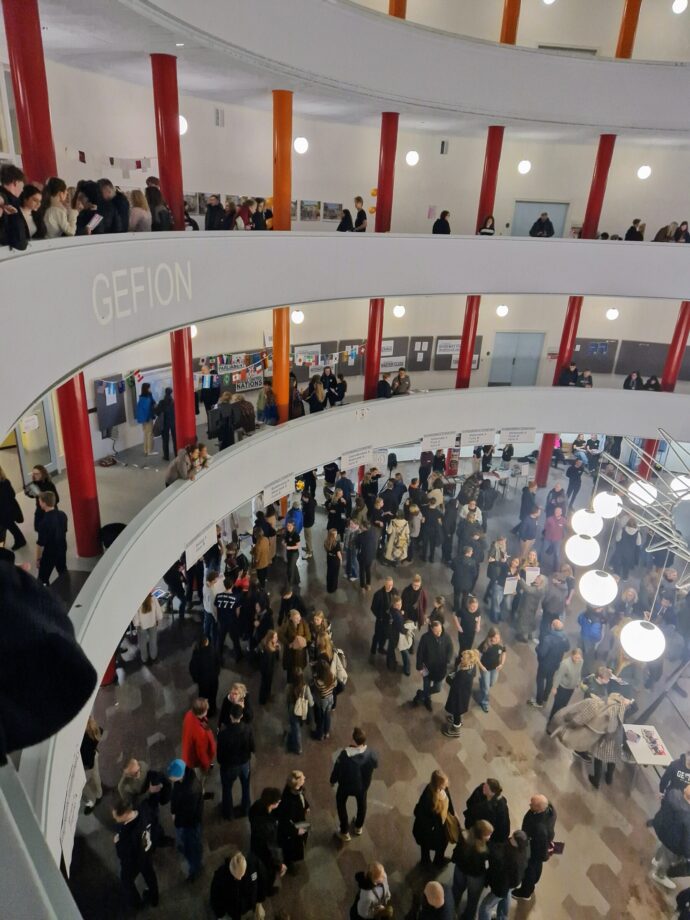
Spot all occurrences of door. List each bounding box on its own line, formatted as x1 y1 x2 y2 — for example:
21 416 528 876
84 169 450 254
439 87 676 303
15 398 59 484
511 200 569 238
488 332 545 387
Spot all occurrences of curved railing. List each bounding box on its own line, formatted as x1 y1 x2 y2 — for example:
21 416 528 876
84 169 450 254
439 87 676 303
2 231 690 438
127 0 690 132
16 385 690 860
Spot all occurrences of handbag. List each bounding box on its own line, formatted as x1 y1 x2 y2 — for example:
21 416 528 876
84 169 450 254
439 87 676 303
445 812 461 844
293 688 308 719
152 414 163 437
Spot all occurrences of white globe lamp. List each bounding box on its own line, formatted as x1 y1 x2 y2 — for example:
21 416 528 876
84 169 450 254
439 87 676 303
564 534 600 568
620 620 666 663
189 324 198 338
670 475 690 501
571 508 604 537
518 160 531 175
405 151 420 166
672 0 688 16
393 304 406 318
496 305 509 318
579 570 618 607
628 481 657 507
178 115 188 136
592 491 623 519
636 165 651 180
293 137 309 155
290 309 305 324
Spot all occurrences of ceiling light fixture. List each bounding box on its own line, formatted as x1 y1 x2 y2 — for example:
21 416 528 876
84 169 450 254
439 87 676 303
637 165 652 180
564 534 600 567
518 160 532 175
293 137 309 155
393 304 406 318
579 569 618 607
571 508 604 537
176 42 185 47
291 309 305 324
496 305 509 318
592 491 623 519
620 620 666 662
671 475 690 501
543 0 557 5
606 308 619 321
190 324 198 338
178 115 188 136
628 480 657 507
405 151 420 166
672 0 688 14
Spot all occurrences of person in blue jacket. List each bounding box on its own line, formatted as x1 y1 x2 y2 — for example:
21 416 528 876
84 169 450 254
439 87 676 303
136 383 157 456
286 501 303 534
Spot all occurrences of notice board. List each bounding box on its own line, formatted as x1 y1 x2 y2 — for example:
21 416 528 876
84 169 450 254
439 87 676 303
433 335 483 371
379 336 410 374
614 340 669 378
573 338 618 374
292 340 338 383
94 375 126 435
337 339 365 377
407 336 434 372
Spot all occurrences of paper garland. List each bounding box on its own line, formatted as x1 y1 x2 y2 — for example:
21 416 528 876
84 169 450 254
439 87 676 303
64 146 155 177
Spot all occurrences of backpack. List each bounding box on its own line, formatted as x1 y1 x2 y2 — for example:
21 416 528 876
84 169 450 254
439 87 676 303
332 648 349 684
207 406 222 438
293 687 309 719
237 399 256 433
390 522 408 562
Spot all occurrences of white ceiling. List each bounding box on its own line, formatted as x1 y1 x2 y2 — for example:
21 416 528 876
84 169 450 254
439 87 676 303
0 0 688 142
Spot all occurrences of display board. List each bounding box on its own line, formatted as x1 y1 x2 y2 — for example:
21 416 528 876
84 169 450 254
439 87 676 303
292 340 338 383
407 336 434 372
94 375 126 435
380 336 410 374
337 339 365 377
615 340 668 378
127 365 173 415
573 338 618 374
433 335 483 371
193 353 269 395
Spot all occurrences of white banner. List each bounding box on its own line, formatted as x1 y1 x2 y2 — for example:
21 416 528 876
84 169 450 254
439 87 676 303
462 428 497 447
381 339 395 358
500 427 536 444
421 431 458 452
341 446 373 469
185 522 217 568
380 354 407 374
263 472 296 506
60 750 86 876
436 338 460 356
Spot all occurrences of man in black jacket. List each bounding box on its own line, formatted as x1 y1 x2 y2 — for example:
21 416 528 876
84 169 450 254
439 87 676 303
478 830 530 920
529 212 555 238
35 491 68 585
412 617 454 711
210 851 261 920
454 594 482 654
529 619 569 708
512 795 556 901
652 785 690 889
464 779 511 843
330 726 379 841
0 164 27 250
451 548 479 617
376 374 392 398
660 752 690 796
167 759 204 882
217 703 255 819
112 800 159 909
420 498 444 562
370 576 396 655
97 179 130 233
249 787 286 899
205 195 225 231
558 361 579 386
356 522 379 591
301 490 316 558
566 459 585 509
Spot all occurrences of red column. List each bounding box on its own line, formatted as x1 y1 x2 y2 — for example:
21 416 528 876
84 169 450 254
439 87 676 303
455 296 480 389
170 329 197 447
499 0 521 44
639 301 690 479
475 126 504 234
56 375 101 557
1 0 57 183
616 0 642 59
150 54 185 231
580 135 617 240
272 90 293 423
364 299 385 400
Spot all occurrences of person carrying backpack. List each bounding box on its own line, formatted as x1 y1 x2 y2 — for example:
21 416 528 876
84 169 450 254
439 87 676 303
330 727 379 842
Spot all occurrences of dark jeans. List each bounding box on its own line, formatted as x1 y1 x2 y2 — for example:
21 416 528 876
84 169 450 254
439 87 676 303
121 858 159 909
286 711 304 754
548 686 574 722
38 551 67 585
453 866 485 920
415 674 442 704
420 845 447 865
566 482 581 507
592 758 615 786
161 426 176 461
175 824 203 877
336 789 367 833
220 761 251 818
536 663 557 706
359 560 372 588
286 551 300 585
370 622 387 655
514 857 543 898
256 567 268 587
313 696 334 739
218 613 243 662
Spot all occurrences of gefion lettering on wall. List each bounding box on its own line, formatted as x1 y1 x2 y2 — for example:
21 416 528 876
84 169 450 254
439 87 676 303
263 472 296 505
463 428 497 447
421 431 458 452
92 261 192 325
500 427 536 444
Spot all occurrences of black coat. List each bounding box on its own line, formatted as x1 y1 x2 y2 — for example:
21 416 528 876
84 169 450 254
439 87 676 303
660 755 690 796
464 785 511 842
413 784 455 851
249 801 283 875
0 478 22 528
432 217 451 235
330 747 378 795
276 785 310 863
210 854 260 919
218 693 254 727
416 629 453 682
114 809 155 880
205 203 225 231
444 665 476 721
170 767 203 828
451 557 478 592
486 840 530 897
0 186 28 250
216 721 255 768
654 790 690 857
189 642 220 694
536 631 569 673
356 528 379 565
522 805 556 862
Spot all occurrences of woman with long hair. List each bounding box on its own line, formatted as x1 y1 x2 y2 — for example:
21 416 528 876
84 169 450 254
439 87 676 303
310 659 337 741
451 819 494 919
41 177 78 237
302 374 328 413
337 208 353 232
0 465 26 550
324 528 343 593
288 372 305 419
25 464 58 532
277 770 310 867
351 862 392 920
80 716 103 813
285 667 313 754
413 769 455 865
262 385 279 426
478 215 495 236
133 591 163 664
145 185 172 231
257 630 280 705
443 649 480 738
128 188 152 232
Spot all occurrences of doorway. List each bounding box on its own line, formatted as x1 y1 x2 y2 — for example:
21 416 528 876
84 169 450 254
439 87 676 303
488 332 545 387
511 200 570 238
15 398 59 484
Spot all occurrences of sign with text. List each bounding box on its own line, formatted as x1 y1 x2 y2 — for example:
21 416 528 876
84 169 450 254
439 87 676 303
421 431 458 452
500 427 536 444
462 428 497 447
380 354 407 374
263 472 296 506
372 448 389 469
341 446 373 470
185 522 217 569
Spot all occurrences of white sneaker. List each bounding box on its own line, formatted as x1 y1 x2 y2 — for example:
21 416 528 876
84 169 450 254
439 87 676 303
148 451 159 456
651 871 676 890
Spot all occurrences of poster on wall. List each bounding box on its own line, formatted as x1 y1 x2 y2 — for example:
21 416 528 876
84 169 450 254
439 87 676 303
341 446 374 470
300 200 321 221
322 202 342 221
290 200 298 220
184 193 199 215
434 336 482 371
500 427 535 444
379 337 409 374
462 428 497 447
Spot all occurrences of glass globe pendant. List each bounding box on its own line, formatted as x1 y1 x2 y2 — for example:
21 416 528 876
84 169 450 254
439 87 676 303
564 534 600 567
579 569 618 607
620 620 665 663
571 509 604 537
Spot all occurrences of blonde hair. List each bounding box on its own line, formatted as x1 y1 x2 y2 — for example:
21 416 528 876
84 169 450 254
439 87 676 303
130 189 149 211
430 769 449 814
85 716 102 742
467 819 494 851
287 770 305 791
230 682 247 700
460 649 481 669
367 862 386 884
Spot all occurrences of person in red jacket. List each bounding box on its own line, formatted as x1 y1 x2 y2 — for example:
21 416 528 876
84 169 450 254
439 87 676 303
182 698 217 793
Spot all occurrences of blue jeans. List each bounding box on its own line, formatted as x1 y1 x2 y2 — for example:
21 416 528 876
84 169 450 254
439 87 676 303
543 539 560 570
489 583 504 623
480 669 499 707
478 890 511 920
574 449 588 465
220 761 251 819
416 674 442 703
313 695 334 739
401 649 411 676
345 543 360 579
175 824 202 877
453 865 486 919
287 710 304 753
203 610 218 645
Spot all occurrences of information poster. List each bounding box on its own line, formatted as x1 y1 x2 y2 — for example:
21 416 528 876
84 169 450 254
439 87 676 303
421 431 458 452
500 427 536 444
185 522 218 568
371 448 389 470
341 446 373 470
463 428 497 447
503 575 518 596
263 472 297 506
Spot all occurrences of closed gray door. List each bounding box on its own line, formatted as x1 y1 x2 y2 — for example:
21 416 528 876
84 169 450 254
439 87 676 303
511 201 569 238
489 332 545 387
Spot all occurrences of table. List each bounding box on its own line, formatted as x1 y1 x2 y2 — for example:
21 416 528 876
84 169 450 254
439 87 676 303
623 724 673 766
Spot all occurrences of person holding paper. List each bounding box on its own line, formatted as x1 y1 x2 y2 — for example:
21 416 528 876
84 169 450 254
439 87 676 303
515 575 546 643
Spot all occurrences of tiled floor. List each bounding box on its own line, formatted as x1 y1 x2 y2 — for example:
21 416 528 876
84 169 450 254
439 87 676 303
14 450 682 919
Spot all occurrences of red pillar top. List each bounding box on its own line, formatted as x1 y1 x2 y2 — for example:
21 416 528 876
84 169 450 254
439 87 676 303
150 53 185 230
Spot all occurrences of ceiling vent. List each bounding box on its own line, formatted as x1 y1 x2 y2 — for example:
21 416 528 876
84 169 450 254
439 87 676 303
214 107 225 128
538 43 598 57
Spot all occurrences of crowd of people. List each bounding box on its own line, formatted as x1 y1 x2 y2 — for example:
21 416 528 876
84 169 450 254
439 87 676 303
50 424 689 918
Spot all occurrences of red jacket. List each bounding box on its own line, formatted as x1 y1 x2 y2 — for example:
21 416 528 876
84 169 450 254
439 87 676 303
182 710 217 771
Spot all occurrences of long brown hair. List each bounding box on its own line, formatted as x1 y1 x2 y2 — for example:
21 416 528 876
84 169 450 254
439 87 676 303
141 593 153 613
466 819 493 852
85 716 102 742
324 529 339 552
289 667 306 702
429 769 449 814
33 464 52 483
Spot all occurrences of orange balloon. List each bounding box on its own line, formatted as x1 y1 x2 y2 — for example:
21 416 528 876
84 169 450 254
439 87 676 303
370 188 378 197
368 206 376 214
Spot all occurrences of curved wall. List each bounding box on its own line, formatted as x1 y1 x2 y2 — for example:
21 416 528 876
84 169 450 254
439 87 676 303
2 232 690 438
130 0 690 133
16 386 690 861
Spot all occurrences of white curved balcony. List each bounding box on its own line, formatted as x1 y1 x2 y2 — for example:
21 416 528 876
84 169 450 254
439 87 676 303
2 232 690 439
130 0 690 134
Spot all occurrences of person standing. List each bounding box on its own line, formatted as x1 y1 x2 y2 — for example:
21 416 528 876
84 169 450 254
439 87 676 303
284 520 301 586
391 367 411 396
353 196 367 231
133 592 164 665
432 210 451 234
451 819 493 919
419 881 455 919
251 527 271 588
412 617 454 711
370 576 396 656
651 784 690 890
512 481 538 534
112 800 159 909
529 619 569 710
285 668 313 755
210 851 262 920
330 727 378 841
518 507 541 559
454 595 481 654
336 208 353 231
25 464 58 533
324 528 343 593
203 570 222 645
181 698 217 792
0 466 26 550
257 630 280 705
566 459 585 509
477 830 530 920
542 507 566 572
80 716 103 814
545 481 567 518
512 795 557 902
276 770 310 869
280 609 311 682
660 752 690 796
136 382 157 456
154 387 176 461
249 788 286 898
301 489 316 559
529 212 555 237
443 650 479 738
217 702 255 820
167 758 204 882
625 218 644 241
477 627 507 713
464 779 510 843
413 769 455 866
452 547 479 613
547 647 583 723
515 575 546 643
189 636 221 717
357 521 378 592
35 491 68 585
351 863 392 919
310 659 337 741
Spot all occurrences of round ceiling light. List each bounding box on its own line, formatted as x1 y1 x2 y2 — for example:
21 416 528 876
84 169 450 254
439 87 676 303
496 305 509 318
564 534 600 568
620 619 666 662
592 491 623 519
671 475 690 501
393 304 406 318
628 480 657 507
293 137 309 155
571 508 604 537
405 151 420 166
606 308 619 321
637 165 652 180
518 160 532 175
179 115 188 136
543 0 557 5
291 309 305 324
190 324 198 338
579 569 618 607
175 42 185 47
672 0 688 14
